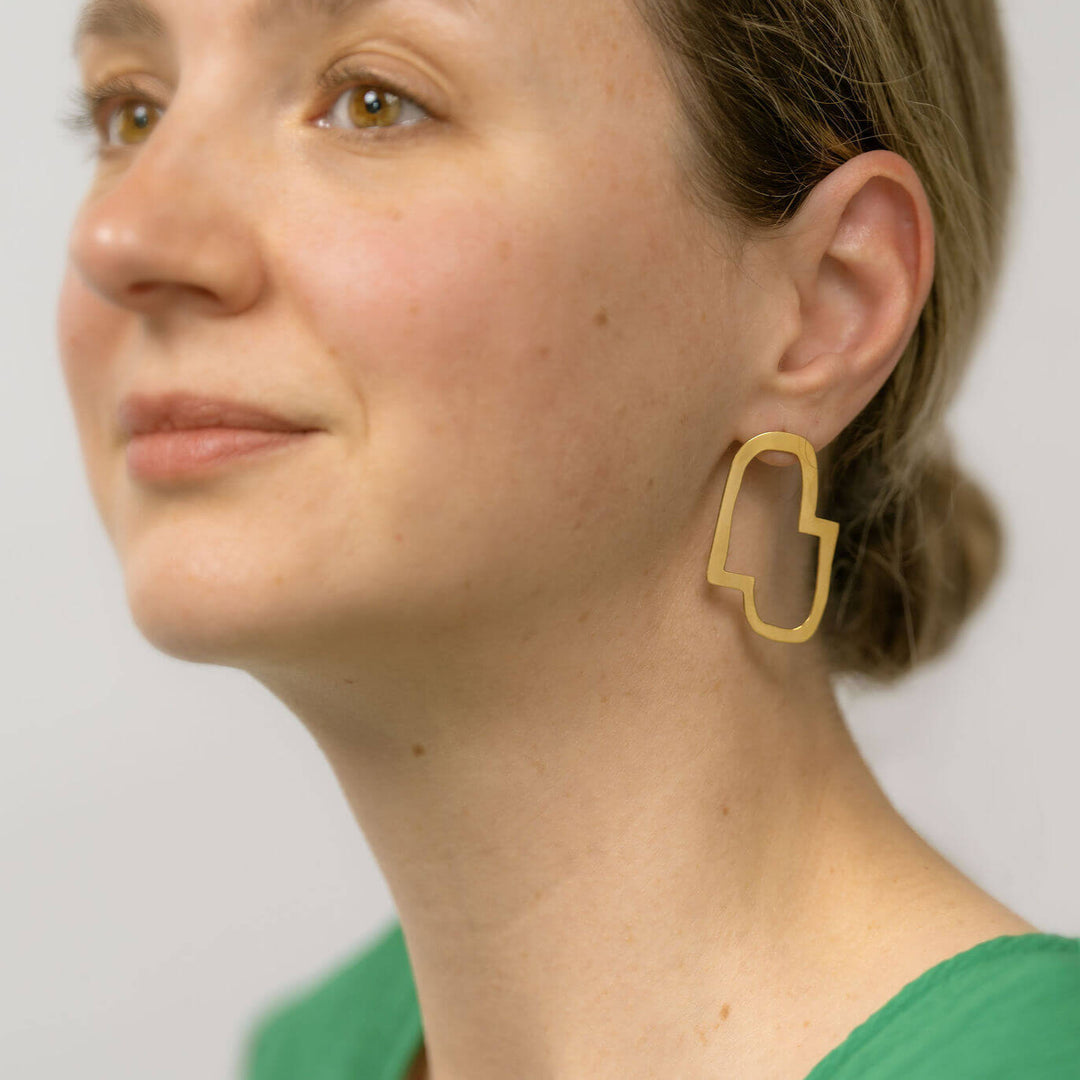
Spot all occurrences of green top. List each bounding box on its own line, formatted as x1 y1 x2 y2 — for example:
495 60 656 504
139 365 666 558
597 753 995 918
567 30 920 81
241 922 1080 1079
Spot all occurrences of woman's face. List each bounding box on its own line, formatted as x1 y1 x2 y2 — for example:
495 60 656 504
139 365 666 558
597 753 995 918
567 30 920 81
58 0 762 668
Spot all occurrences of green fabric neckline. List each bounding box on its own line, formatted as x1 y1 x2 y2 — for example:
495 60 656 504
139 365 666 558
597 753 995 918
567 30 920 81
381 930 1080 1080
800 931 1080 1079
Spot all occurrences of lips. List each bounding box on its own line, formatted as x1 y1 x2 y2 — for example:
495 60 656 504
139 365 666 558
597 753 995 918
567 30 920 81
118 390 319 438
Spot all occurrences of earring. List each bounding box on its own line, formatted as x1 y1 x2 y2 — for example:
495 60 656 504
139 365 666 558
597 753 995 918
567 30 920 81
706 431 839 644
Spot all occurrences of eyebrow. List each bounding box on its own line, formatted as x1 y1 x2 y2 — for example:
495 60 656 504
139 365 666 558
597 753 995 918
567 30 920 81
71 0 474 59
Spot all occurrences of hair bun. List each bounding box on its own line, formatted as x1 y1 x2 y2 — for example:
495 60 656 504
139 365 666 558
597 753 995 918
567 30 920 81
821 444 1004 683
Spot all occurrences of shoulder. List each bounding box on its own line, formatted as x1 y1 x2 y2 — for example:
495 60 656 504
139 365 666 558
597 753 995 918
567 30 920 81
808 933 1080 1079
240 920 418 1080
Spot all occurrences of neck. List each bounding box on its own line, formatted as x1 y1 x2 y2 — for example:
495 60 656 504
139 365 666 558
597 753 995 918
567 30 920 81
249 558 928 1080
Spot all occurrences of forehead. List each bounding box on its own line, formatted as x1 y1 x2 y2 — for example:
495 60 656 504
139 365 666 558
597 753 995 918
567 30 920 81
72 0 481 58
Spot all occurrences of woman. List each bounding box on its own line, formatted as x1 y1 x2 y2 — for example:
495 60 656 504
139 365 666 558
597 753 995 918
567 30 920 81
59 0 1078 1076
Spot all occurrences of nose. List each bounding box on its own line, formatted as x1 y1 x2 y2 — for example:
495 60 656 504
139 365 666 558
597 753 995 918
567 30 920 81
65 114 266 319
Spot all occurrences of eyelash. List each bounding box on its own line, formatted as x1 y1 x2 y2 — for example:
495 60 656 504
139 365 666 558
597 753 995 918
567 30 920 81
59 63 433 156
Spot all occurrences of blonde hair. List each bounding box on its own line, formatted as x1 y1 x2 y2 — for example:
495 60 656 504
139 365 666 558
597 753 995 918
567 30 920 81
631 0 1017 683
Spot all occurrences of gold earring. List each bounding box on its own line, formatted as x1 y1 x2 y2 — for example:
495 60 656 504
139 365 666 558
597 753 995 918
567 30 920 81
706 431 839 644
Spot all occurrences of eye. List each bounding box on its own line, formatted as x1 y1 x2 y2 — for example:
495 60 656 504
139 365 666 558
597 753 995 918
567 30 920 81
60 65 434 156
61 74 163 153
315 64 433 140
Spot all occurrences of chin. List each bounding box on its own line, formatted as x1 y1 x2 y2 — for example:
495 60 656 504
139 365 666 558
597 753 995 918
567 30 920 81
118 539 308 668
124 579 280 668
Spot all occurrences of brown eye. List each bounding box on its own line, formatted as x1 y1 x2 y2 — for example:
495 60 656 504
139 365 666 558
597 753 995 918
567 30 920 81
350 86 403 128
63 67 432 157
109 101 161 146
320 78 430 137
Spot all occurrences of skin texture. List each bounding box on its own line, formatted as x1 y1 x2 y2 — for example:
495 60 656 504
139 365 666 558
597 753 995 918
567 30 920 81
59 1 1036 1077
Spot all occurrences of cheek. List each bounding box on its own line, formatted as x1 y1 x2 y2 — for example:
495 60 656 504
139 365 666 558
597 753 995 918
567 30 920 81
57 264 133 427
276 163 699 545
56 264 130 531
57 265 106 423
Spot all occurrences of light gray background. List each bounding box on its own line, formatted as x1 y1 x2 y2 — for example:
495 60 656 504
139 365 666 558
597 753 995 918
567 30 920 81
2 2 1076 1077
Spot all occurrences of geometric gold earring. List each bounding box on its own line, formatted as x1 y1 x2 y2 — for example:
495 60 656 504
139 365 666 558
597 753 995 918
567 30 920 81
706 431 839 643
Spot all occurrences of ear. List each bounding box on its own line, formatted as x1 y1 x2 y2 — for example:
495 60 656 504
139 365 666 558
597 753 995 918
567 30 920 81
735 149 935 464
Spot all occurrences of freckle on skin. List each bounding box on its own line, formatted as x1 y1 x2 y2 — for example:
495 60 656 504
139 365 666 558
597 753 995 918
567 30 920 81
722 805 729 815
412 743 426 757
721 1003 731 1020
578 609 591 623
594 308 609 327
600 694 609 703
